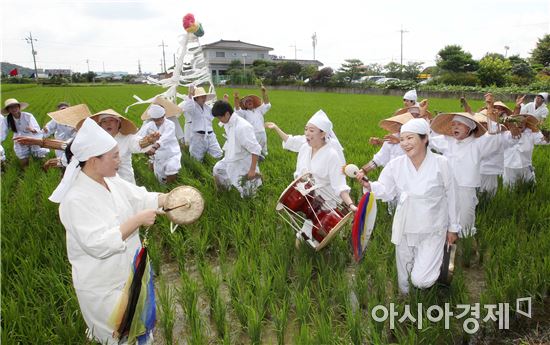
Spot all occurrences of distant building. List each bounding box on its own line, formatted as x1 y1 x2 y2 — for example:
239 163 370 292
45 69 72 77
202 40 323 79
96 71 129 80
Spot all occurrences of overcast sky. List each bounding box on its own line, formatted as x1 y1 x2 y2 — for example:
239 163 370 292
1 0 549 74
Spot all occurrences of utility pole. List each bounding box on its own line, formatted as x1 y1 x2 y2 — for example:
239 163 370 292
85 59 90 73
102 61 105 73
289 42 301 60
504 45 510 58
24 32 39 82
138 60 142 75
312 32 317 60
173 53 176 69
159 40 168 73
398 26 409 74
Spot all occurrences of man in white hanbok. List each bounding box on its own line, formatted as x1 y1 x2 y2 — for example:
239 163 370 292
358 119 459 294
234 86 272 157
180 86 223 161
501 114 548 186
50 118 165 345
43 102 77 158
94 109 159 185
1 115 7 164
139 104 182 184
212 100 262 198
429 101 502 237
515 92 548 123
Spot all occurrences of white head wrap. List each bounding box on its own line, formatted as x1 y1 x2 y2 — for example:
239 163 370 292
537 92 548 103
403 90 417 102
452 115 476 130
98 114 120 122
307 109 345 163
148 104 166 119
49 118 117 203
400 118 430 135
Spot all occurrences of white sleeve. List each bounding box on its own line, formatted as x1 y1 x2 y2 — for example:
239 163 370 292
181 97 196 114
440 157 460 233
1 117 9 142
127 134 144 153
369 161 398 202
372 142 392 167
112 176 159 213
63 199 127 259
531 131 548 145
29 114 41 132
259 103 271 115
44 119 57 137
158 121 176 146
238 126 262 156
328 152 350 195
283 135 307 152
477 132 502 159
428 133 450 155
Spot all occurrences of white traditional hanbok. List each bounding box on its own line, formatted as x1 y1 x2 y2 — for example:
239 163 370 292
236 103 271 156
0 115 7 162
372 135 405 168
8 111 49 159
114 132 145 184
501 128 547 186
44 119 76 158
430 127 501 237
370 149 459 293
521 102 548 122
140 119 181 183
181 98 223 161
50 118 158 345
213 113 262 198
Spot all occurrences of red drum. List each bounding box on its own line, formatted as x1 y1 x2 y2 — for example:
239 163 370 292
276 173 352 250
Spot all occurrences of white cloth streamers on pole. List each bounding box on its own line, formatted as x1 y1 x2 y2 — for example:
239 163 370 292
125 33 217 114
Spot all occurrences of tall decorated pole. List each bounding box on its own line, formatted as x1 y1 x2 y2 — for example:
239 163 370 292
126 13 216 112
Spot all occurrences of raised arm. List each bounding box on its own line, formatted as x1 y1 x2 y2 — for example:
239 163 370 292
261 85 269 104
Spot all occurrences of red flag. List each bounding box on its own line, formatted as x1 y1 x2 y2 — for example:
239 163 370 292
9 68 18 76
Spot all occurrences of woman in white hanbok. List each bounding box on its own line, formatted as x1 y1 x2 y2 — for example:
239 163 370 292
49 118 166 344
357 119 459 294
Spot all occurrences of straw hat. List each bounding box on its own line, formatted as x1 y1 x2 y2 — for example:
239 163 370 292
379 112 414 133
2 98 29 115
478 101 512 116
504 114 540 133
394 106 432 119
192 87 216 102
91 109 138 135
141 96 182 120
430 112 487 138
239 95 262 110
47 104 92 128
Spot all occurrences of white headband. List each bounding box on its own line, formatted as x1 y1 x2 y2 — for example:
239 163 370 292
307 109 345 162
403 90 417 102
452 115 476 130
49 118 117 203
148 104 166 119
400 118 430 135
98 114 120 122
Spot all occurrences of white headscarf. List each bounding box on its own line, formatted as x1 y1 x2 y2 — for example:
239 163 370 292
49 118 117 203
307 109 345 163
538 92 548 103
452 115 476 130
148 104 166 119
400 118 430 135
403 90 417 102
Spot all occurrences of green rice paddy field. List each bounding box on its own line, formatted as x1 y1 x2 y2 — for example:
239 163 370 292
1 84 549 344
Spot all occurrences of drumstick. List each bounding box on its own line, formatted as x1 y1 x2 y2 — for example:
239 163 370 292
343 164 369 182
162 200 190 212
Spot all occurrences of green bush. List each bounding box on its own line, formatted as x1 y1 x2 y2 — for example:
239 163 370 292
477 56 512 87
437 72 480 86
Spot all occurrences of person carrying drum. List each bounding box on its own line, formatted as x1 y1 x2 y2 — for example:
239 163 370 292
292 110 356 244
357 119 459 294
211 100 262 198
49 117 167 344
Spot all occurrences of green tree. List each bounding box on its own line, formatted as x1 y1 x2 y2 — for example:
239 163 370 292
402 62 424 80
362 63 383 76
476 56 511 86
309 67 333 85
530 34 550 67
338 59 365 82
384 62 402 78
251 60 276 80
436 45 478 73
508 55 534 85
299 65 318 80
275 62 302 79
